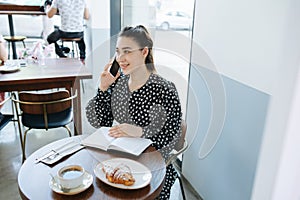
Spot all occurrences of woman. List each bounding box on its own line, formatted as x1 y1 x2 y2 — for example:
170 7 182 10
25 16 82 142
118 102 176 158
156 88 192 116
86 25 182 199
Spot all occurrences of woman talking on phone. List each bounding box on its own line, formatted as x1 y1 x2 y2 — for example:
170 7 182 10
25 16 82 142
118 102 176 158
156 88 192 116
86 25 182 199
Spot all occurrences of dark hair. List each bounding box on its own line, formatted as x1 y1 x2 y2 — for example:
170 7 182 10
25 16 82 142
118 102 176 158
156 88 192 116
118 25 155 72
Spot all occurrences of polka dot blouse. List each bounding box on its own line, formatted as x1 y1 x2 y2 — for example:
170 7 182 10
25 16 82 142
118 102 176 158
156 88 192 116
85 73 182 199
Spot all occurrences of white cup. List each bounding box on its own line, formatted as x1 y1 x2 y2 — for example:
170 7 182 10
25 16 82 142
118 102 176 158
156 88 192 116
57 165 85 189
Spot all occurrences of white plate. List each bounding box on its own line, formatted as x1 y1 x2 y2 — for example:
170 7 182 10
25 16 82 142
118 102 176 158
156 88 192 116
49 171 93 195
94 158 152 190
0 65 20 73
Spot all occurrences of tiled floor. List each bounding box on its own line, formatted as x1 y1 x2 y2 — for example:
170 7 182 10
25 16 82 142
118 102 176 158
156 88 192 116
0 81 201 200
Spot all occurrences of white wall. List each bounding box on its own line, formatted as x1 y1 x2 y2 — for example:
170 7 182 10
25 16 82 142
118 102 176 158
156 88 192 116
194 0 300 94
270 66 300 200
184 0 300 199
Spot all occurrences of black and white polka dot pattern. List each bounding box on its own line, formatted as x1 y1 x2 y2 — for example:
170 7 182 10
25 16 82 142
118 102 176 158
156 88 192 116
86 73 182 199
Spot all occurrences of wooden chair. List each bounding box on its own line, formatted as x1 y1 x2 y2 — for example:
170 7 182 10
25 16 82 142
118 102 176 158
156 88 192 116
166 120 188 200
60 37 85 92
3 36 27 59
11 90 77 162
60 37 82 58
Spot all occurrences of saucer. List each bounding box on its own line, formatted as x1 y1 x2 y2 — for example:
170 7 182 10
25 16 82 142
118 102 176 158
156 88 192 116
49 171 93 195
0 65 20 73
94 158 152 190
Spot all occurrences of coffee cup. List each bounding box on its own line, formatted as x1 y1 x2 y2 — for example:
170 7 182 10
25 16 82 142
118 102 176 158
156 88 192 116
57 165 85 189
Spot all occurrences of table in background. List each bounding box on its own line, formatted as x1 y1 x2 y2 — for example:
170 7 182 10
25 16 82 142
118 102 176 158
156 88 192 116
18 136 166 200
0 5 45 59
0 58 92 135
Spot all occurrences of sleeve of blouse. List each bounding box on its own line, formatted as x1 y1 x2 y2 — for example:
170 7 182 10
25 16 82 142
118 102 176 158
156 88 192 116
142 82 182 160
85 88 114 128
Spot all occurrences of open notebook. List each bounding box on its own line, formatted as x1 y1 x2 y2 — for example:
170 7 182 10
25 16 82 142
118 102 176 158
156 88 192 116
81 127 153 156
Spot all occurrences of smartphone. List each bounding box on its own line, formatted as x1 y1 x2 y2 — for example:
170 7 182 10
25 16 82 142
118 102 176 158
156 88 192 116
109 57 120 77
19 60 27 67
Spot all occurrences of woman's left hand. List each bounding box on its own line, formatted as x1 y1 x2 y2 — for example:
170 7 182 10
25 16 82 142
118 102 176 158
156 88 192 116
108 123 143 138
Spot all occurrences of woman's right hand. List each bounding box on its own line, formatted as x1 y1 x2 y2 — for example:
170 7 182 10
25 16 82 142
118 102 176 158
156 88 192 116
99 61 120 91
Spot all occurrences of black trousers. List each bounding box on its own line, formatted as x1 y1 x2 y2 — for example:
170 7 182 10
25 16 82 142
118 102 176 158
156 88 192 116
47 29 86 59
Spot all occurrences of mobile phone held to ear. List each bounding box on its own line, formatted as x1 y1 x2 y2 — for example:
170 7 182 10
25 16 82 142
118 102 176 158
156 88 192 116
109 58 120 77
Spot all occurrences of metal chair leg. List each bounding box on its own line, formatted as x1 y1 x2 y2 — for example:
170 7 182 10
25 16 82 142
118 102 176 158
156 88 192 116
12 93 26 162
75 41 79 58
178 176 186 200
22 128 32 161
10 92 19 123
64 125 72 137
7 41 11 59
22 40 26 48
71 41 75 58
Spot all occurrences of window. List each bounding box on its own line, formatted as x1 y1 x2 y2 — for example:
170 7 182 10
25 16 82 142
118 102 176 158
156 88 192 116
121 0 195 119
0 0 60 38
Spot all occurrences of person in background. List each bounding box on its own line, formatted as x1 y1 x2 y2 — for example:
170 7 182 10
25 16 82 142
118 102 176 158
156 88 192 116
46 0 89 63
0 33 8 123
42 0 55 42
85 25 182 199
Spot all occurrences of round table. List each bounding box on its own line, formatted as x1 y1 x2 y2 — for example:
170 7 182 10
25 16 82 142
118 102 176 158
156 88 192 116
18 136 166 200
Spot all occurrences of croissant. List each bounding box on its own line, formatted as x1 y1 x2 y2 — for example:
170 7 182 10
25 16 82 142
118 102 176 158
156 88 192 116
102 163 135 186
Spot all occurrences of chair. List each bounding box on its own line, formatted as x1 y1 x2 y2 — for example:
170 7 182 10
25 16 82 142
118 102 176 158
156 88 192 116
60 37 85 93
11 90 77 162
60 37 82 58
167 120 188 200
3 36 27 59
0 95 14 130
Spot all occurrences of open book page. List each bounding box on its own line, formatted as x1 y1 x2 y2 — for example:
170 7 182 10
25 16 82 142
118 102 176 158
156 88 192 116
109 137 153 156
81 127 114 151
81 127 153 156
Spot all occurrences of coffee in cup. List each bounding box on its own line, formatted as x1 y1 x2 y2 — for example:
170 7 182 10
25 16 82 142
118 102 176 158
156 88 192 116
57 165 85 189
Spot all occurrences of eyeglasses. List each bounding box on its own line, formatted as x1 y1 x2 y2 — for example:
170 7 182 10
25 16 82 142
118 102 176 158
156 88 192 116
115 47 144 57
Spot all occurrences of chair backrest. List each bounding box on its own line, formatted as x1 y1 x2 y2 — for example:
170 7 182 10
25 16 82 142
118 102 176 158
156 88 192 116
0 93 10 108
175 120 187 151
166 120 188 166
18 90 71 115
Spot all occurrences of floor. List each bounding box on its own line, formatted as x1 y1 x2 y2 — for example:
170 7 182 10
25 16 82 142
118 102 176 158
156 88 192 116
0 84 202 200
